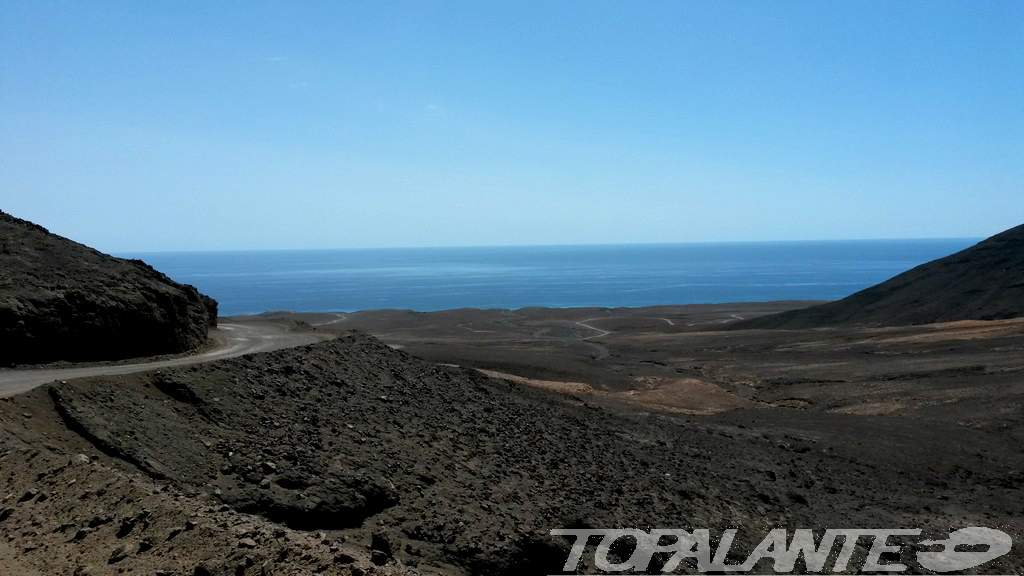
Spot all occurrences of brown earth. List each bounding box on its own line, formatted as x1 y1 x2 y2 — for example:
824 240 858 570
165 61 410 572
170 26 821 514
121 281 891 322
313 305 1024 442
2 303 1023 574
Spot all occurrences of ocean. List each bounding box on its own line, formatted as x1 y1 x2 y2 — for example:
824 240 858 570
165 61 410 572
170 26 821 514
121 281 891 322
119 239 977 316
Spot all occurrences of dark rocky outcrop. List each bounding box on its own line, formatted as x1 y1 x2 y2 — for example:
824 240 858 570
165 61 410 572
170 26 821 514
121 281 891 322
0 210 217 364
735 223 1024 329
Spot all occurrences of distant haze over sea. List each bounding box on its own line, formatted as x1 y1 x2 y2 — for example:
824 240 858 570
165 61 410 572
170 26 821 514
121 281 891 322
120 239 977 316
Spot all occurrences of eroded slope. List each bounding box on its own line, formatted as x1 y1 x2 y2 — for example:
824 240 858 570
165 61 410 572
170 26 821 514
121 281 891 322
44 332 1024 574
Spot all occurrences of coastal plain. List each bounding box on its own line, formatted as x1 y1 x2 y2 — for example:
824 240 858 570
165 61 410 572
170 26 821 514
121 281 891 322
286 303 1024 438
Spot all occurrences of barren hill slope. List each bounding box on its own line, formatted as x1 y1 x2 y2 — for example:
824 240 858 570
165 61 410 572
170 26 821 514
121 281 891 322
23 332 1023 574
0 210 218 364
736 223 1024 329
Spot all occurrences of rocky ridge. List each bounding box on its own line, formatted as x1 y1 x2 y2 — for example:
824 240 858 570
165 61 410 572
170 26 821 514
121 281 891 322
0 210 217 365
735 223 1024 329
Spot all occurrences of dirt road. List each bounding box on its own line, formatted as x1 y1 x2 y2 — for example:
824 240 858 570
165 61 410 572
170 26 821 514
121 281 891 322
0 321 333 397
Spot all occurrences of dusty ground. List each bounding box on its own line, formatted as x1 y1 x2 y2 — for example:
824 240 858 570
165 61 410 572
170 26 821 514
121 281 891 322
290 304 1024 438
2 303 1023 574
0 395 410 576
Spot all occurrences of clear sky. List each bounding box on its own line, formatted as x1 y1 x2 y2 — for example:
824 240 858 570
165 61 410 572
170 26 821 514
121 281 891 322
1 1 1022 252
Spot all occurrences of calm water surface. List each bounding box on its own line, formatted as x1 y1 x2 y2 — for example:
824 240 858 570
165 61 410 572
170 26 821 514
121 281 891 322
120 239 976 316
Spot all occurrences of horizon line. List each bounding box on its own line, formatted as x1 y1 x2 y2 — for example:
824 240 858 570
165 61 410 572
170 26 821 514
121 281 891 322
112 235 983 256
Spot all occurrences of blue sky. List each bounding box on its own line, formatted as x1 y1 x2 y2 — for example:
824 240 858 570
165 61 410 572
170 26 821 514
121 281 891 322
1 1 1021 252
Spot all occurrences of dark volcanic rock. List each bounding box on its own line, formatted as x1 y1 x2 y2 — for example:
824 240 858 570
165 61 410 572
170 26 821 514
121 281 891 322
46 332 1024 574
736 223 1024 329
0 210 217 364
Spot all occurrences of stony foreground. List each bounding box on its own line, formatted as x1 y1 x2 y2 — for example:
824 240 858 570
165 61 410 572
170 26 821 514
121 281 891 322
2 331 1022 574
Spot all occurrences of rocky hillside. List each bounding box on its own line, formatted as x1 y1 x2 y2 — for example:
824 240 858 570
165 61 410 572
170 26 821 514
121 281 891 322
736 223 1024 329
30 332 1023 575
0 211 217 365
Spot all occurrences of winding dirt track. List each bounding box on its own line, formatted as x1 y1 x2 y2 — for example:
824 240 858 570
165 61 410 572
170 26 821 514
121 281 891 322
0 321 333 398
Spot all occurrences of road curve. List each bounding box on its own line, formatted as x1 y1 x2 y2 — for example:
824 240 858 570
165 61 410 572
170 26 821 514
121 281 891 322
0 321 334 398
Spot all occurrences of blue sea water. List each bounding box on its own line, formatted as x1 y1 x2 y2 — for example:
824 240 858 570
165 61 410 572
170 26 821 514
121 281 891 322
119 239 977 316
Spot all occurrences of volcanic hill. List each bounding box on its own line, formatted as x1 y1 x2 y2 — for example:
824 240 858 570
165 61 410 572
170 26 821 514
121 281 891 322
736 223 1024 329
0 210 218 364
